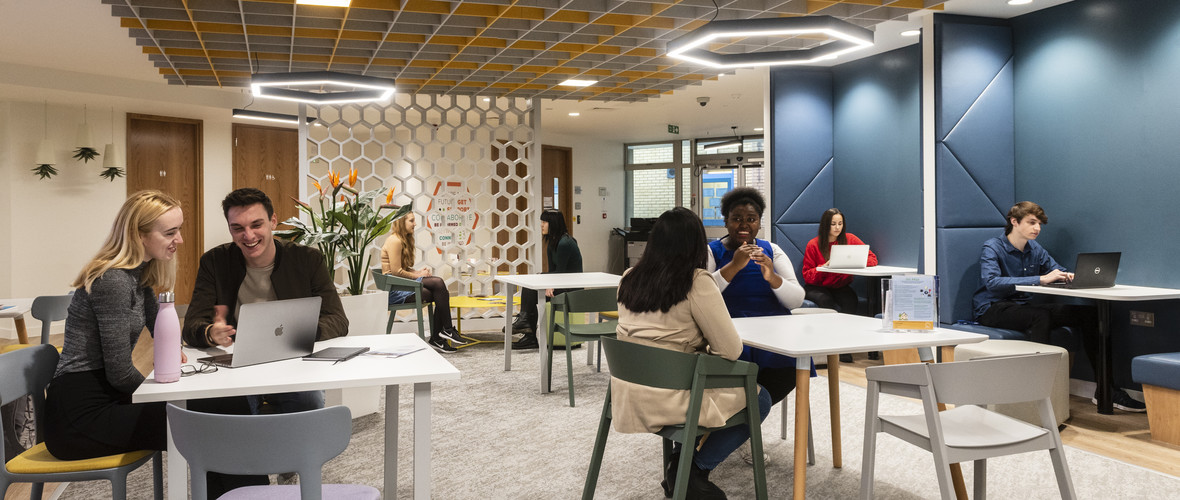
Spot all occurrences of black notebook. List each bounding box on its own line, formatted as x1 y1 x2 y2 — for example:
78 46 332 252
302 347 370 362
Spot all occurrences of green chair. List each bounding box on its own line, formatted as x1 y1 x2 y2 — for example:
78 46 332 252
370 268 434 339
0 344 162 500
547 288 618 407
583 337 768 500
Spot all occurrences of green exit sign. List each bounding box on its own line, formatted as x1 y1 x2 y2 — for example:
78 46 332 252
668 124 679 134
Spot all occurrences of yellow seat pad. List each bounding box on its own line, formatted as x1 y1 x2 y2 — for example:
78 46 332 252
1 344 63 354
598 311 619 319
6 443 153 474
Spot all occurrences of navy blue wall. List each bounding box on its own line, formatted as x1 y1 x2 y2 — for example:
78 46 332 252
1012 0 1180 387
769 68 833 272
832 45 922 269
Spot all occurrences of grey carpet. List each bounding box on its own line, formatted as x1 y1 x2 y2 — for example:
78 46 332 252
61 338 1180 499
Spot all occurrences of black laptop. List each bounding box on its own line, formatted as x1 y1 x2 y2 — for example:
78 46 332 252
1045 252 1121 289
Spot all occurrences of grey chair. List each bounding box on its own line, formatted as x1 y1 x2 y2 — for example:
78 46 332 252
0 344 162 500
371 267 433 339
167 403 379 500
861 352 1075 500
30 294 71 346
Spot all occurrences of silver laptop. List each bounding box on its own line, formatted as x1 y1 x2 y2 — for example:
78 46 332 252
198 296 322 368
826 245 871 269
1045 252 1121 289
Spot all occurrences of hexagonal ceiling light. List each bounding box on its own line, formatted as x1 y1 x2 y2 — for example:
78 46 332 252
251 71 395 104
666 15 874 68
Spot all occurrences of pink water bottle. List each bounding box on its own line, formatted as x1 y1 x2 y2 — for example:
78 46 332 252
153 291 182 383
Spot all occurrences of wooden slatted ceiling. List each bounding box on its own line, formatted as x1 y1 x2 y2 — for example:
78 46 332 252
107 0 944 102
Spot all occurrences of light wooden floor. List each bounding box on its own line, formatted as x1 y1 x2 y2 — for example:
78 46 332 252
4 335 1178 499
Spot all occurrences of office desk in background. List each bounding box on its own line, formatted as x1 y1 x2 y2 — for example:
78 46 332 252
814 265 917 316
1015 283 1180 414
0 298 34 344
495 272 621 393
732 313 986 500
133 334 460 500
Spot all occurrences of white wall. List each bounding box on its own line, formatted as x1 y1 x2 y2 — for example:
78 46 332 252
0 64 250 338
542 132 626 273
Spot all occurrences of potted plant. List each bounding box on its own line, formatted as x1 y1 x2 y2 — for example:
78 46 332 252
274 167 412 296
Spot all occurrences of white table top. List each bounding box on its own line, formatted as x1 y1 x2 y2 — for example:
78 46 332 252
495 272 621 290
732 313 986 358
814 265 918 277
133 334 460 403
1014 284 1180 301
0 298 33 319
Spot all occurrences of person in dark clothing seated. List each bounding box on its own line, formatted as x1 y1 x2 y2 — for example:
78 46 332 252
509 209 583 350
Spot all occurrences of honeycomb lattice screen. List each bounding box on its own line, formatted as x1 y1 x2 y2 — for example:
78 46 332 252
306 95 536 315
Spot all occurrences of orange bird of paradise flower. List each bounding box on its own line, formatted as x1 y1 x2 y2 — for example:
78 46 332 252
348 167 358 187
385 188 395 205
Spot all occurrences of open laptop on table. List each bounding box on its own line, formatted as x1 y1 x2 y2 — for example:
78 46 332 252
826 244 871 269
1045 252 1121 289
198 296 322 368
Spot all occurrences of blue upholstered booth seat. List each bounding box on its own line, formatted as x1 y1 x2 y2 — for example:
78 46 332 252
1132 353 1180 391
946 322 1025 340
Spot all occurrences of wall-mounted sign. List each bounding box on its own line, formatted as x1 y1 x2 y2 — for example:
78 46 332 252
668 124 680 134
426 180 478 249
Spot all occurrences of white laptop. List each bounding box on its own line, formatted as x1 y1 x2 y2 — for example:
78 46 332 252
198 296 322 368
826 245 871 269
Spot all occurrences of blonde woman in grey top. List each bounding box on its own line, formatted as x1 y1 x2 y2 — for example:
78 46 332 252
44 190 185 460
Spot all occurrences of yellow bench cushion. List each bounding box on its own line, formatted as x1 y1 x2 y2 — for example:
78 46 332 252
6 443 153 474
1 344 63 354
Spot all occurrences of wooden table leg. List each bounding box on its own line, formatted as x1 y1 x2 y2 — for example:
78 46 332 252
15 316 28 345
794 362 810 500
826 354 842 468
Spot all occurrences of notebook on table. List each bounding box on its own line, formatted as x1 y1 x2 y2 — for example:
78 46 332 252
1044 252 1121 289
198 296 322 368
826 245 871 269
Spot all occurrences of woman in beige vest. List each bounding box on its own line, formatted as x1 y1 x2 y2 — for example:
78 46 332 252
614 207 772 500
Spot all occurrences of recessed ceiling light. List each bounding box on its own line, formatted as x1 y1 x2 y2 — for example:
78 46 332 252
482 97 491 102
901 29 921 37
1008 0 1033 5
296 0 350 6
560 79 596 87
754 127 764 132
568 112 581 117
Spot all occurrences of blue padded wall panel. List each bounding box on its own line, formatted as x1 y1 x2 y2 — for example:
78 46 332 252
942 58 1015 216
770 68 834 273
832 45 922 269
934 15 1014 324
937 227 1004 324
936 21 1013 139
936 144 1008 228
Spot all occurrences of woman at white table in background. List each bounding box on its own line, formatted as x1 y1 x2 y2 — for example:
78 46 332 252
381 211 470 354
615 207 772 500
705 187 806 409
43 190 185 460
509 209 583 350
800 208 878 313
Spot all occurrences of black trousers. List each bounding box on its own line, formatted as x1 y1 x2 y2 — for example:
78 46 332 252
978 301 1101 375
44 370 168 460
519 287 577 329
804 284 860 314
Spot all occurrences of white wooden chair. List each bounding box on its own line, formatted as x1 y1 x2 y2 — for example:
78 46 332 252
860 352 1075 499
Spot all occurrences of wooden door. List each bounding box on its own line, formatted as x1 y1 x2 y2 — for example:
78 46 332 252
541 145 573 271
232 123 299 226
126 113 203 304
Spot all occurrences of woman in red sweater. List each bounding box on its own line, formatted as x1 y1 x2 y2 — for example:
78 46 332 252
801 208 878 314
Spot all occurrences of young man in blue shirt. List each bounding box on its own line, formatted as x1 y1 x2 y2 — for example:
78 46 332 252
971 201 1145 412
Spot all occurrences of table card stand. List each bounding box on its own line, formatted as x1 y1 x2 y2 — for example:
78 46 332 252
881 275 939 331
